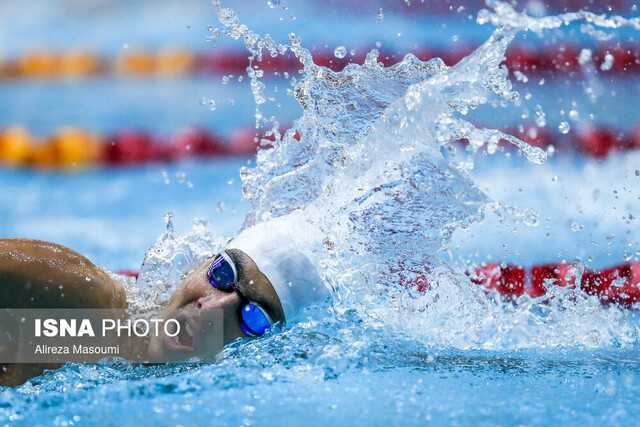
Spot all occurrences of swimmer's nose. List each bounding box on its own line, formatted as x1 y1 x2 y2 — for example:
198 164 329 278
196 290 242 315
196 290 245 344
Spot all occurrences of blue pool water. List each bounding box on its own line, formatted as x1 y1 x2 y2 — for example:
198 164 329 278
0 159 251 270
1 154 639 425
4 348 640 425
2 0 640 425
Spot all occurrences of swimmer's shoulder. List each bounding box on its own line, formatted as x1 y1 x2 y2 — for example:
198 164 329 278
0 238 127 309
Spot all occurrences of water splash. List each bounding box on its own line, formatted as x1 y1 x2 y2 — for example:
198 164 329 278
477 0 640 34
130 220 226 313
209 0 640 350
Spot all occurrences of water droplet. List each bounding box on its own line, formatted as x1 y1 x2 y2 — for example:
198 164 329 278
600 52 614 71
546 145 556 157
569 109 580 121
513 70 528 83
267 0 280 8
377 10 384 23
288 33 301 45
222 76 230 84
535 105 546 127
176 172 186 183
570 221 583 232
578 48 592 65
164 212 174 232
334 46 347 59
635 170 639 177
558 121 570 134
193 218 208 231
218 8 239 28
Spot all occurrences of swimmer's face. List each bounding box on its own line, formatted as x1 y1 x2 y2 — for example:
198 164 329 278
147 249 285 362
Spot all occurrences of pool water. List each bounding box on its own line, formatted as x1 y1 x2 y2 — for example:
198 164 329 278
0 159 251 270
1 154 639 426
2 0 640 425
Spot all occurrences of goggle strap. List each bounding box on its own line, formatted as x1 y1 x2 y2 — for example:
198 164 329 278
219 251 238 284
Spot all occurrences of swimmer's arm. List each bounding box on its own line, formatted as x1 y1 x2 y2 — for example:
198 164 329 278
0 239 127 309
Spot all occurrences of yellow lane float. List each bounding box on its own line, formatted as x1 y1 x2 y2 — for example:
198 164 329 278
31 127 102 168
0 126 32 166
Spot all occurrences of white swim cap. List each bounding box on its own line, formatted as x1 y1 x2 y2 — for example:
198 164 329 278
227 211 330 322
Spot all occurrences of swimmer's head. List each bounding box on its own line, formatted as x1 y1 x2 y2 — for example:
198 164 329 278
227 212 330 322
148 212 329 361
147 248 285 361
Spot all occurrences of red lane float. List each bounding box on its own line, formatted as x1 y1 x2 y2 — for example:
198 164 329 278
529 263 579 297
631 125 640 150
116 270 139 279
168 127 226 158
469 264 525 297
574 125 623 158
469 262 640 308
105 130 156 165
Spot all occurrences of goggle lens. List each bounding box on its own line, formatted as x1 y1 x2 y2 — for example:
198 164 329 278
207 253 236 290
240 304 273 337
206 253 274 338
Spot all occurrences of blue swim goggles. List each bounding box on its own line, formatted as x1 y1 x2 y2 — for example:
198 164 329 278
207 252 274 337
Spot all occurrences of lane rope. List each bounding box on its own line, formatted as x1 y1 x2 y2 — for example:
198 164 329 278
0 123 635 169
117 260 640 309
0 42 638 80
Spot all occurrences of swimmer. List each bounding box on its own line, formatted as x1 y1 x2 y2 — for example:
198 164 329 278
0 212 330 386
